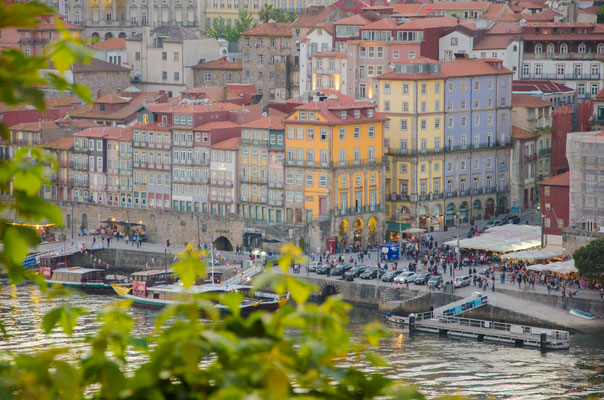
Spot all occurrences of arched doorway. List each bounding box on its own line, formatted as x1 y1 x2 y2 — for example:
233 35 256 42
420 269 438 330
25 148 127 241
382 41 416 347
339 220 349 247
353 218 363 244
472 199 482 221
118 32 127 38
91 32 99 39
400 206 411 216
213 236 233 252
459 201 469 224
367 217 377 244
498 197 508 215
485 198 495 219
81 213 88 230
431 204 443 230
104 32 114 40
445 203 456 227
418 206 428 229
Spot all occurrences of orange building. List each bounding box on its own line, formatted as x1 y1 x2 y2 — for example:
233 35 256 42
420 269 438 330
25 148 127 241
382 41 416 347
283 94 388 246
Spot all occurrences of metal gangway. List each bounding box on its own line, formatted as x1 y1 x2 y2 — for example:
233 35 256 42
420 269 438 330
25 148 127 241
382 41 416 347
433 292 493 318
224 264 264 286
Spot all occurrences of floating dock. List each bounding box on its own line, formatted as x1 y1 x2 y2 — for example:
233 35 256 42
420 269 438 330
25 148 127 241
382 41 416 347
407 312 570 350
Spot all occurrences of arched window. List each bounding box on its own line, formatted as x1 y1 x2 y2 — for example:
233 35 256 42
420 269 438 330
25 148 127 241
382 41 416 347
578 43 586 53
597 43 604 54
535 43 542 54
547 43 555 54
560 43 568 54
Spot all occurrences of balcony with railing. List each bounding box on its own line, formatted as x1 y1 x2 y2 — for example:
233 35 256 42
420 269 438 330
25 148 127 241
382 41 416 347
485 186 497 194
521 71 600 80
210 179 234 187
118 183 132 191
458 189 471 197
524 154 538 163
387 193 412 202
539 148 552 156
193 158 210 166
72 145 89 154
240 138 269 146
268 180 284 188
192 176 209 184
472 188 484 195
419 194 430 201
72 161 88 170
240 176 268 185
73 177 89 187
446 191 458 198
387 147 444 156
285 157 383 169
268 199 283 206
335 204 382 216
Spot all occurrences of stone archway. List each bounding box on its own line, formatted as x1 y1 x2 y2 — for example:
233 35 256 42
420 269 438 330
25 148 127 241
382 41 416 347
472 199 482 221
485 198 495 219
367 216 377 244
319 283 340 303
445 203 456 227
91 32 100 39
118 32 127 38
353 218 363 244
431 204 443 230
104 32 114 40
338 220 349 247
418 206 428 229
459 201 469 224
213 236 233 252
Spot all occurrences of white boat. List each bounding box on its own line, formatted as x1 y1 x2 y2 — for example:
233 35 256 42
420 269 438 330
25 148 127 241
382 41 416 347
385 313 408 325
569 308 596 320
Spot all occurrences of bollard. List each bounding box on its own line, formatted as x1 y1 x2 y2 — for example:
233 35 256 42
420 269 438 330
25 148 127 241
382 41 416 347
540 331 547 351
477 334 485 342
409 313 416 332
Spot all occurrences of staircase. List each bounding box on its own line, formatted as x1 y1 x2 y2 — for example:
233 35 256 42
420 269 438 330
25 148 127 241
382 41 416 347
433 293 493 318
224 264 264 286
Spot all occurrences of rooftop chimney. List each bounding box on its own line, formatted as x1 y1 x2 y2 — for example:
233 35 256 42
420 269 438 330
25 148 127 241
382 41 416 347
96 89 102 99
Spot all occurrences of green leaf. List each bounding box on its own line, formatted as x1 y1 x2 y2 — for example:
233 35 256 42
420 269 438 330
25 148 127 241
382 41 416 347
42 305 87 335
221 291 244 317
286 276 313 306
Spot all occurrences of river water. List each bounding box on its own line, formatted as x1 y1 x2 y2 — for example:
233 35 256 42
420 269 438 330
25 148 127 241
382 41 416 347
1 283 603 399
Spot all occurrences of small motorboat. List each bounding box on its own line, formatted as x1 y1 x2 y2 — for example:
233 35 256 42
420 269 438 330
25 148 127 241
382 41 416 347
385 313 408 325
569 308 596 320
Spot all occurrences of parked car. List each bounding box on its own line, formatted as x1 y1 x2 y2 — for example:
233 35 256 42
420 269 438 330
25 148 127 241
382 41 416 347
414 273 431 285
428 275 443 289
360 268 379 279
307 262 321 272
381 270 403 282
502 215 521 225
482 220 502 231
264 257 279 267
315 264 333 275
331 264 354 276
454 275 472 288
345 266 368 278
394 271 416 284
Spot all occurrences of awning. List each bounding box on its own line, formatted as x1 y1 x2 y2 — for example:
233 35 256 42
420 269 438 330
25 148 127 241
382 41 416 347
445 224 542 253
503 249 562 261
403 227 426 234
526 260 577 274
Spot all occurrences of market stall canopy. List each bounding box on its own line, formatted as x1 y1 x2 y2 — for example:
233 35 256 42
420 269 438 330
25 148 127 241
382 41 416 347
403 228 426 234
503 249 562 261
526 260 577 274
444 225 541 253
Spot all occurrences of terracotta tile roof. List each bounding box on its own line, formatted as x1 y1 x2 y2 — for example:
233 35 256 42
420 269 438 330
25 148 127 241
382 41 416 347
334 15 371 26
579 6 602 14
287 99 387 125
9 121 59 131
146 102 243 114
594 88 604 100
291 6 335 27
363 18 399 30
378 58 512 80
312 89 356 102
474 35 513 50
243 22 292 36
45 96 82 108
400 16 471 29
513 80 574 96
423 1 489 11
241 116 285 130
74 126 132 140
131 122 172 131
538 171 569 187
523 33 604 41
194 121 240 131
516 1 544 8
522 9 562 21
24 14 81 31
483 3 509 19
70 91 165 121
91 38 126 50
43 137 74 150
488 22 523 34
391 4 424 14
192 56 242 70
498 13 525 21
512 126 539 139
212 137 239 150
71 119 103 128
513 93 552 108
70 58 130 73
314 52 347 58
96 92 132 104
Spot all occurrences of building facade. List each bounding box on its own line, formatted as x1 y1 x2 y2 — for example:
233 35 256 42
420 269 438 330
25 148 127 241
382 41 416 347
538 172 569 251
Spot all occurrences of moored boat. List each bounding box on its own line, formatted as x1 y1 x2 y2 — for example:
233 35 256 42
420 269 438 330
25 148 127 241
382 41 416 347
44 266 125 294
569 308 596 320
112 269 288 314
385 313 408 325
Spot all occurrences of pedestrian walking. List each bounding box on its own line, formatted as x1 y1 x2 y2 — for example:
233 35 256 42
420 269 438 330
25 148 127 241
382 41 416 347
166 239 171 248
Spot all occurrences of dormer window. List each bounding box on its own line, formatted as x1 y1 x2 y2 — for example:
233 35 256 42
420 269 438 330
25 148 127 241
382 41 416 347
308 111 315 120
161 116 167 125
300 111 307 120
354 110 360 118
578 43 586 54
340 111 347 120
367 109 374 118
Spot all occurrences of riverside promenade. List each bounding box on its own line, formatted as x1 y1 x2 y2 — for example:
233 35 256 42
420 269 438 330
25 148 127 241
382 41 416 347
30 237 604 333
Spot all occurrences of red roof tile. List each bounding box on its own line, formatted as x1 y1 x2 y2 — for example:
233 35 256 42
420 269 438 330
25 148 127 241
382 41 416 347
539 171 569 186
145 102 243 114
91 38 126 50
212 137 239 150
363 18 399 30
243 22 292 36
314 52 347 58
241 116 285 130
9 121 59 131
512 125 539 139
378 58 512 80
334 15 371 26
291 6 335 28
513 94 552 108
192 56 242 70
391 4 424 14
194 121 240 131
400 16 471 29
423 1 489 11
43 137 73 150
74 126 132 140
287 99 387 125
474 35 514 50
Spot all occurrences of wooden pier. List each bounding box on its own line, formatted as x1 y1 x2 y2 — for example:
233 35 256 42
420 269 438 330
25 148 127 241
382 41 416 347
407 312 570 350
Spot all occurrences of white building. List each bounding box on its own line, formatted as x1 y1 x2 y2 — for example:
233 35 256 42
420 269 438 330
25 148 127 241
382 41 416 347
299 24 334 100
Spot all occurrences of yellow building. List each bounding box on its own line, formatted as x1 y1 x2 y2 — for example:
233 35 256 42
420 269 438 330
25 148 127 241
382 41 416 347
377 58 446 233
283 94 387 246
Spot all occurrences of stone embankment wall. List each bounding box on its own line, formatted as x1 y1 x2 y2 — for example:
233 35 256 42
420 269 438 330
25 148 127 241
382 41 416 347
497 288 604 319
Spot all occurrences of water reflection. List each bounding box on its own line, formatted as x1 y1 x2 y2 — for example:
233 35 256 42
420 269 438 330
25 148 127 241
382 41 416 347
1 284 603 399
